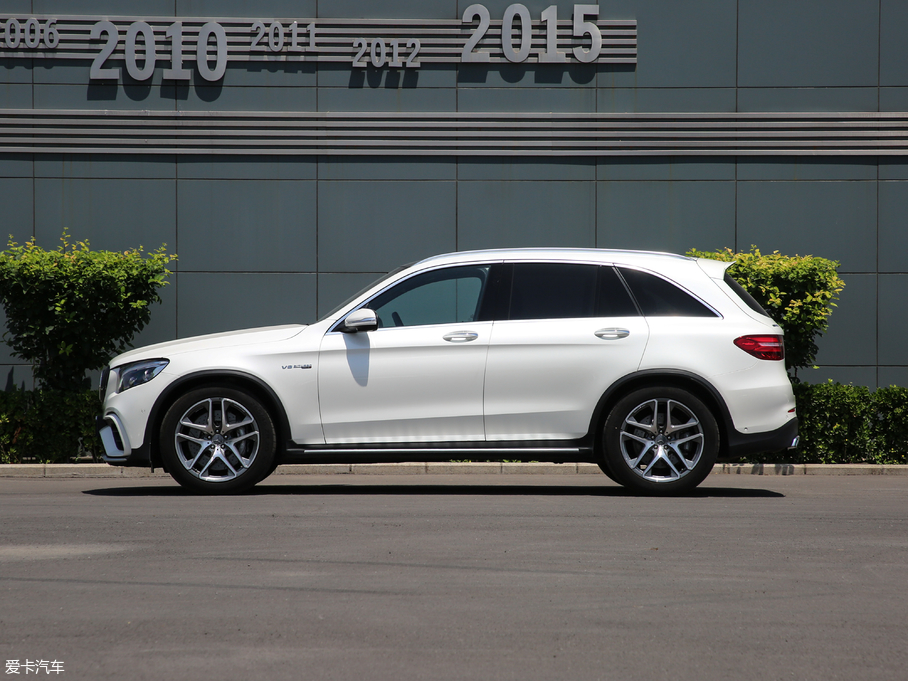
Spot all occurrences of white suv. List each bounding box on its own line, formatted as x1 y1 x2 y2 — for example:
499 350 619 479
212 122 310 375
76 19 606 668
98 248 798 495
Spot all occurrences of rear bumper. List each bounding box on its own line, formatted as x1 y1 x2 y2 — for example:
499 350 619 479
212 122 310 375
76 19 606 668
724 417 799 460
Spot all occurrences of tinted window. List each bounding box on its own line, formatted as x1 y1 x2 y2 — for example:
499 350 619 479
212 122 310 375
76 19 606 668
368 265 489 328
724 272 770 317
618 267 718 317
509 263 598 320
319 264 410 321
597 266 640 317
476 263 511 322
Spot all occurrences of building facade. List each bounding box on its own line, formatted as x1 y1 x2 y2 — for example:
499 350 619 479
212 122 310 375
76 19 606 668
0 0 906 387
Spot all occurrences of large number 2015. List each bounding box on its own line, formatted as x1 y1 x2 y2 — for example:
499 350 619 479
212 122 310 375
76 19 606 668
462 3 602 63
90 21 227 82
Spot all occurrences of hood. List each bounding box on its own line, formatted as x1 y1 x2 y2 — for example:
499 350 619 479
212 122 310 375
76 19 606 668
110 324 307 367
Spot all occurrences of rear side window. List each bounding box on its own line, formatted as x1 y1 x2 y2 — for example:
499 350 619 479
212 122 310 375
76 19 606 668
597 266 640 317
499 263 640 321
724 272 771 317
509 263 598 320
618 267 718 317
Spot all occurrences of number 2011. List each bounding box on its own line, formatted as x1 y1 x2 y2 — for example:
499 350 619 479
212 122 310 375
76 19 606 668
462 3 604 64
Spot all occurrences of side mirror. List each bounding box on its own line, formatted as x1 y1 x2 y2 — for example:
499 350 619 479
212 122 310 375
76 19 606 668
342 308 378 333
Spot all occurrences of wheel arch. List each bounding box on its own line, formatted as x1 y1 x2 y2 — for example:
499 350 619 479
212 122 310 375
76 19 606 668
145 370 292 471
588 370 734 459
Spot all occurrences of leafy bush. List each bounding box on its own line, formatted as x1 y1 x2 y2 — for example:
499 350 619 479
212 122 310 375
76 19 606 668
745 382 908 465
0 389 102 464
687 246 844 375
0 235 175 391
789 381 873 464
868 386 908 465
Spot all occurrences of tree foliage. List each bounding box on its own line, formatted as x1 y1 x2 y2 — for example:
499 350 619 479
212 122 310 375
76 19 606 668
0 235 175 391
687 246 844 375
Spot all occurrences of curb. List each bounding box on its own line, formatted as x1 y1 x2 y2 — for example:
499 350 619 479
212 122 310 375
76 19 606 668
712 463 908 476
2 462 908 478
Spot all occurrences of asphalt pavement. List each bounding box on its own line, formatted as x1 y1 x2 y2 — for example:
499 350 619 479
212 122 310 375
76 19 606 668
2 474 907 681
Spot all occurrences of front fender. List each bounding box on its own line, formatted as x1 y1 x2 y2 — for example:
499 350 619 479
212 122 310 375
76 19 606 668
142 370 294 469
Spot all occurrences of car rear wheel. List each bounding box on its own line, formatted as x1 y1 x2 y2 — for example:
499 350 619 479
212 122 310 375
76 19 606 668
160 386 276 494
602 387 718 495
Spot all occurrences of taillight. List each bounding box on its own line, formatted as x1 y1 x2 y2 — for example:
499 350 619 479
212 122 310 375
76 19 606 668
734 335 784 361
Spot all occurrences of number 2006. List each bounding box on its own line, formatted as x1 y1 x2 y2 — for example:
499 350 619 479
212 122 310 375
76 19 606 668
0 18 60 50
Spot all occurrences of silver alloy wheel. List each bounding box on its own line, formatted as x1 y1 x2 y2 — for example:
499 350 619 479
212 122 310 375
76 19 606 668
618 398 705 483
173 397 261 483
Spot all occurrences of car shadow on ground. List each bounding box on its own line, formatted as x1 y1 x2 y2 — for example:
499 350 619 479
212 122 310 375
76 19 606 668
82 484 784 499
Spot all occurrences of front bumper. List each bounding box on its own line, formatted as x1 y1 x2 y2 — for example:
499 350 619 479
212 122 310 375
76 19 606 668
96 415 151 467
724 417 799 460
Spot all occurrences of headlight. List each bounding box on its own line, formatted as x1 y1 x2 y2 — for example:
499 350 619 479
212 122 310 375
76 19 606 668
117 359 169 393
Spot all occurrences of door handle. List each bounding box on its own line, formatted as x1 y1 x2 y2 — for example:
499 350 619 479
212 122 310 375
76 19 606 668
595 328 630 340
443 331 479 343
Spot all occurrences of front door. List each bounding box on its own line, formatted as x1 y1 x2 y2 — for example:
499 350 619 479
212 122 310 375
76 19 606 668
318 265 492 444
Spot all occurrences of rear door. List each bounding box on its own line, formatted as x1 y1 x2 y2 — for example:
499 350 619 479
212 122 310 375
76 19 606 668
483 263 649 441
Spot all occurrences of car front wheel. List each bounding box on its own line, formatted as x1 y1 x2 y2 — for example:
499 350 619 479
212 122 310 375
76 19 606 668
159 386 276 494
602 387 719 495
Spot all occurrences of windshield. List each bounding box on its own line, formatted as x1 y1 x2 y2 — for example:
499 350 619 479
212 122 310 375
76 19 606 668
317 264 412 322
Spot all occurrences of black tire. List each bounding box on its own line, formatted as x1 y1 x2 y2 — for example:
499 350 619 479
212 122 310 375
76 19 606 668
595 457 619 484
602 387 719 495
159 386 276 494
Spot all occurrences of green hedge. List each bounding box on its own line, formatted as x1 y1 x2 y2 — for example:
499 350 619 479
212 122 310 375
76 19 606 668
0 389 102 464
746 382 908 465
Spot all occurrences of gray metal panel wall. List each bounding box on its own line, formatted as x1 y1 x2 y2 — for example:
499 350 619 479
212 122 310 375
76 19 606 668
0 0 904 388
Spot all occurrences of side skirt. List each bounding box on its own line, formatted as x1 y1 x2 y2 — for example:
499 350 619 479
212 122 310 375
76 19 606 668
280 441 596 465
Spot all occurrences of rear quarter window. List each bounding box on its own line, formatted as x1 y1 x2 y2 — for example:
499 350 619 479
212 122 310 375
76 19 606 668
618 267 718 317
723 272 771 317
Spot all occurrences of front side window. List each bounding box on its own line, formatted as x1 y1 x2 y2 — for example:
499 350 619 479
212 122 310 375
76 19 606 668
319 264 410 322
367 265 490 328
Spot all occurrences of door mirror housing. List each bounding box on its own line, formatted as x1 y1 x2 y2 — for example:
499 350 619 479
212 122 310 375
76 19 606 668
342 308 378 333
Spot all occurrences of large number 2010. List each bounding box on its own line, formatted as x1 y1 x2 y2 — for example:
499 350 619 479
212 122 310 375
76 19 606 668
462 3 602 64
90 21 228 82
